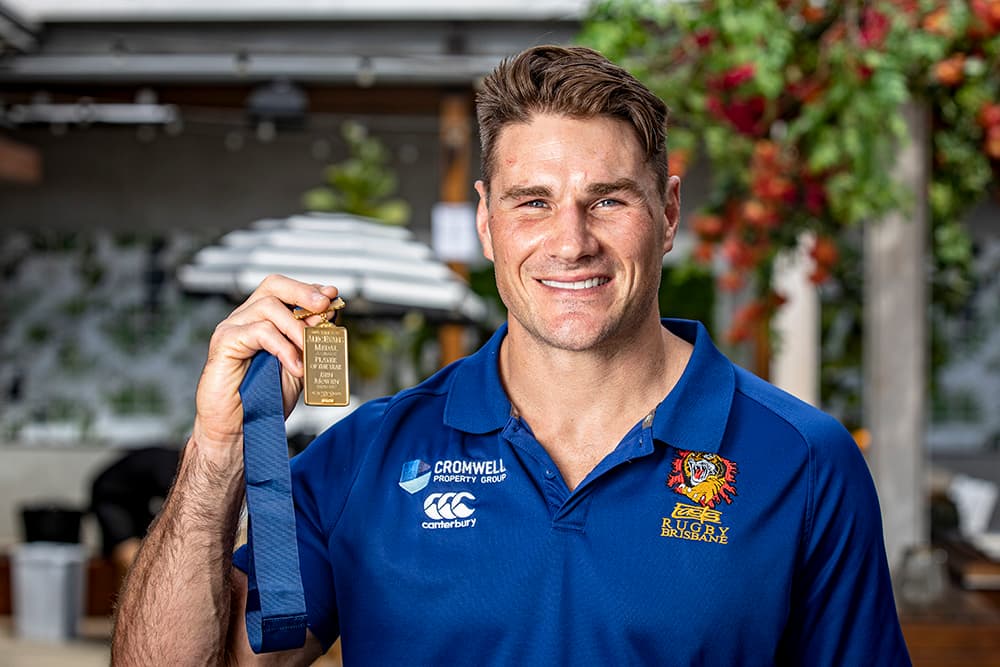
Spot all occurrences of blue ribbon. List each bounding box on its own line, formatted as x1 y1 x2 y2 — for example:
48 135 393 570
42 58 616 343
238 352 307 653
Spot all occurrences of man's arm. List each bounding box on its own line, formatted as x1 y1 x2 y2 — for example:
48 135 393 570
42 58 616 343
112 434 247 666
111 276 337 666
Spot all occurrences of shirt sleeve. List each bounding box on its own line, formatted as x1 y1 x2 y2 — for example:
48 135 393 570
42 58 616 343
778 420 912 666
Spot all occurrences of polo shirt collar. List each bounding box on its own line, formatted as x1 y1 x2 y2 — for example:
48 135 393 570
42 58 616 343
445 319 736 454
651 319 735 454
444 323 511 434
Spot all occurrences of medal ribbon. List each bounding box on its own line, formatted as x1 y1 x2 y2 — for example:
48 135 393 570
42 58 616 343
238 351 307 653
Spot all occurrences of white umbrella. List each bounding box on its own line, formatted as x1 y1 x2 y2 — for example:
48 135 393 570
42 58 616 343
178 211 488 323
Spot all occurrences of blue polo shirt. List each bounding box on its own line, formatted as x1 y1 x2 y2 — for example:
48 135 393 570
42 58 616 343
235 319 910 665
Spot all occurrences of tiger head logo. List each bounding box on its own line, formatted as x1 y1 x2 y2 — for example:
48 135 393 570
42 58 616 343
666 451 738 508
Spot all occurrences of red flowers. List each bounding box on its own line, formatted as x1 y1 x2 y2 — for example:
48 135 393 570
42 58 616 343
985 127 1000 160
705 62 766 136
860 8 891 48
808 236 840 285
802 178 827 216
933 54 966 86
668 147 692 177
691 213 724 240
720 63 756 89
725 293 787 344
979 103 1000 130
971 0 1000 35
694 28 716 49
706 95 768 136
690 137 838 295
599 0 998 357
922 7 953 36
980 103 1000 160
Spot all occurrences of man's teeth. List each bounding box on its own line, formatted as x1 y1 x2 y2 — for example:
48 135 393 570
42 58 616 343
540 277 609 290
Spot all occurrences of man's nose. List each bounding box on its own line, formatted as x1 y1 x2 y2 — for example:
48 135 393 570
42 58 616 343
542 205 599 261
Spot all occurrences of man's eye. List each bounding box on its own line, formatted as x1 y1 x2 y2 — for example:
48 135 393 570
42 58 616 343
522 200 547 208
595 198 622 208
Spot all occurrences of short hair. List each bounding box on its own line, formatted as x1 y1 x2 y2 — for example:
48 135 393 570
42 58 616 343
476 44 669 196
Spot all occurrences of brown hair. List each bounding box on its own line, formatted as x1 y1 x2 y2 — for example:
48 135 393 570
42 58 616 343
476 44 669 196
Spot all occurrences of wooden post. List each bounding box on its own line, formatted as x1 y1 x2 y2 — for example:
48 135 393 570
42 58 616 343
864 103 929 573
438 93 473 366
753 318 772 382
0 136 42 185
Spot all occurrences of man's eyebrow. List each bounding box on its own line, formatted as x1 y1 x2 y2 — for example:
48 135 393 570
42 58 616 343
498 185 552 202
498 179 644 202
587 178 644 198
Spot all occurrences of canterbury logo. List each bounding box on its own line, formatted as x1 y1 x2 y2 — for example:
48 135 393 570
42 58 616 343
423 492 476 520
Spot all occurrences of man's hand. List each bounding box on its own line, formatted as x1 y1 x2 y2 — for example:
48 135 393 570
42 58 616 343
192 275 340 462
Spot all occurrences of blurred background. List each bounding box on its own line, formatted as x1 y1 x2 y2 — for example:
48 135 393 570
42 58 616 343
0 0 998 664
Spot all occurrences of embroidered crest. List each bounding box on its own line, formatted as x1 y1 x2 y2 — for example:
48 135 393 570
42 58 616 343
666 451 738 508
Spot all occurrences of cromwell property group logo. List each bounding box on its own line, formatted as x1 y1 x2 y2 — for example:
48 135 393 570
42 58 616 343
399 459 432 494
399 459 482 530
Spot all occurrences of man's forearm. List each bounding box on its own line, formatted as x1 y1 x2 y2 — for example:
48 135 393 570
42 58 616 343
111 436 246 667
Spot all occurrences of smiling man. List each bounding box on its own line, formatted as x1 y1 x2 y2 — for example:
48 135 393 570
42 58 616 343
112 45 911 666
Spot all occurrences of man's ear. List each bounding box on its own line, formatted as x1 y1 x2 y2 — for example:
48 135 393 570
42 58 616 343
475 180 494 262
662 175 681 255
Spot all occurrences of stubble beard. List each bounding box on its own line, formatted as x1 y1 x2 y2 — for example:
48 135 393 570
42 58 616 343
500 278 659 357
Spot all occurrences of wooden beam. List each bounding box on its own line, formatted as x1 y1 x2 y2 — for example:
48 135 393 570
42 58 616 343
0 85 452 115
437 92 473 366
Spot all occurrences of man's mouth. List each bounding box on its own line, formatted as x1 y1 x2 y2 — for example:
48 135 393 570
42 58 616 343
539 277 610 290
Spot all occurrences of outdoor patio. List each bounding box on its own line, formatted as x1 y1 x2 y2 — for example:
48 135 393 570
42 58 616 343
1 0 998 664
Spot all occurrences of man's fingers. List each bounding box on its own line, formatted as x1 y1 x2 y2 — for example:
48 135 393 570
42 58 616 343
213 319 305 376
249 275 339 312
224 295 307 350
226 280 339 336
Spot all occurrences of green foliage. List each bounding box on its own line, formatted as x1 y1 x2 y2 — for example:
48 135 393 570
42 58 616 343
26 322 51 343
580 0 999 360
57 340 93 375
348 322 396 380
581 0 999 424
302 121 412 225
106 383 168 416
469 265 505 316
659 264 716 331
100 303 175 356
31 397 93 426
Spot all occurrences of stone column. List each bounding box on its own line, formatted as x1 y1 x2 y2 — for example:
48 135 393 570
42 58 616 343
771 234 820 407
863 103 929 573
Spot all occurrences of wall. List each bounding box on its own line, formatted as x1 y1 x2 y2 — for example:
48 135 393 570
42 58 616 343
0 446 121 551
0 111 447 237
0 109 452 550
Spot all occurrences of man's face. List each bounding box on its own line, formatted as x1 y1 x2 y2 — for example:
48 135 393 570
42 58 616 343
476 113 680 353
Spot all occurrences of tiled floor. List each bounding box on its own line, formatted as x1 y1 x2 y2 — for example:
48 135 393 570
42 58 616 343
0 616 112 667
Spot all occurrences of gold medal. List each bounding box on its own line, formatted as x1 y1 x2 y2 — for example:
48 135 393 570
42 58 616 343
295 297 350 406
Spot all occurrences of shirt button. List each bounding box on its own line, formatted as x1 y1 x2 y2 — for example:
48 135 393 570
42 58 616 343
544 469 555 478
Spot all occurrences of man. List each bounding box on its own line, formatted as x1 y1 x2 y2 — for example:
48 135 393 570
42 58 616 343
113 45 911 665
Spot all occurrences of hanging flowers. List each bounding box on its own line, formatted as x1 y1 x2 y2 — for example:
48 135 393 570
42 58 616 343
582 0 998 344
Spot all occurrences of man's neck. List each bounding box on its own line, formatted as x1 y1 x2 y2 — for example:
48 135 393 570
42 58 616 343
499 317 692 490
